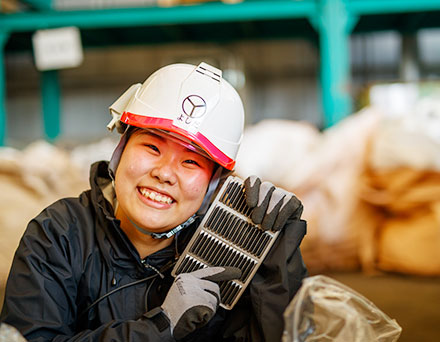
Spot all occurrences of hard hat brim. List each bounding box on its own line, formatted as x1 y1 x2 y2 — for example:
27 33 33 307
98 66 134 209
121 112 235 170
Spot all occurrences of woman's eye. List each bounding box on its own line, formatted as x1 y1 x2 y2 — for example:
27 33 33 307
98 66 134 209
184 159 200 166
146 144 159 153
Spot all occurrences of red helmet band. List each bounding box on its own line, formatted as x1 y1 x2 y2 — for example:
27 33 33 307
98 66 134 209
121 112 235 170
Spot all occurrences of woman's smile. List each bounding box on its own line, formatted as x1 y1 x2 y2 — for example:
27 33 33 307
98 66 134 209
137 186 174 205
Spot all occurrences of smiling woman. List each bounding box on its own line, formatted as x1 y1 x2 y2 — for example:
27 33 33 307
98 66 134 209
114 129 215 257
1 62 308 342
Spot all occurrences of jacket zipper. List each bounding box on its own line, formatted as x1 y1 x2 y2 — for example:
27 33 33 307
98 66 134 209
140 260 164 312
141 259 165 279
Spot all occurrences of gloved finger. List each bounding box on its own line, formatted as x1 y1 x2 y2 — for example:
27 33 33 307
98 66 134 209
176 272 221 305
244 175 261 207
272 195 304 231
204 288 221 309
190 266 242 282
260 188 286 231
201 283 221 307
251 181 275 224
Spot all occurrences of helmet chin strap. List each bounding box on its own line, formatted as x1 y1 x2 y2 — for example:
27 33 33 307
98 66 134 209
127 215 196 239
197 166 229 216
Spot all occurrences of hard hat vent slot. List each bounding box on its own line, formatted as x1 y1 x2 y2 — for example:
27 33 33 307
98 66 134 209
196 63 221 83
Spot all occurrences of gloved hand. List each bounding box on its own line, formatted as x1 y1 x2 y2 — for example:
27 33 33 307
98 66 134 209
0 323 27 342
162 266 241 340
244 175 303 231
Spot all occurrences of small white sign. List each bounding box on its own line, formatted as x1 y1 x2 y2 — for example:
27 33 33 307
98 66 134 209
32 26 83 71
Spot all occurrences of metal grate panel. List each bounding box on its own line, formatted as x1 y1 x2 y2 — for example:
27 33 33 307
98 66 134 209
172 176 280 309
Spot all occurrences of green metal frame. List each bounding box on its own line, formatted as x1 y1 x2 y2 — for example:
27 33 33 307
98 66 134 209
2 0 440 144
0 1 317 31
41 70 60 141
310 0 359 127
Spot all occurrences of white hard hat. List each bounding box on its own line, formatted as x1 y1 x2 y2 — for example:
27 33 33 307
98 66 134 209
108 62 245 170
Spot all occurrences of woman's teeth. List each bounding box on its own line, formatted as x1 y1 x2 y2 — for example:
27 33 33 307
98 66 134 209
140 188 173 204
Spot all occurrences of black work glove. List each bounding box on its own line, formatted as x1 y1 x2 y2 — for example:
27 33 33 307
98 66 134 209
162 266 241 340
244 175 303 231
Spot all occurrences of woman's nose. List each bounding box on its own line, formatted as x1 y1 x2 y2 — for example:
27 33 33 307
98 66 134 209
150 156 177 185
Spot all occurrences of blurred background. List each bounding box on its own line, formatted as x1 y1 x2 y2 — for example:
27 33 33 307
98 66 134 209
1 1 440 341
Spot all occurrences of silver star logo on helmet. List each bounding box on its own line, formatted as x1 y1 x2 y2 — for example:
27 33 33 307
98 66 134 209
182 95 207 118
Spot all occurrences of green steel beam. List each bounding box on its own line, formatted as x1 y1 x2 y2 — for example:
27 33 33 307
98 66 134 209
347 0 440 16
2 1 440 34
0 1 317 32
312 0 358 127
0 31 9 146
41 70 61 141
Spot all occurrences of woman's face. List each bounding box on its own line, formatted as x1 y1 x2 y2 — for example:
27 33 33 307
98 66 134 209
114 129 215 233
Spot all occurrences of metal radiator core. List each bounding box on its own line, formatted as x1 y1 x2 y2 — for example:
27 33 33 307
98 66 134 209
172 176 280 310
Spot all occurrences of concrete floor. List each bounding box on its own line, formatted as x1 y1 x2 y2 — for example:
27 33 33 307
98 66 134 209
325 272 440 342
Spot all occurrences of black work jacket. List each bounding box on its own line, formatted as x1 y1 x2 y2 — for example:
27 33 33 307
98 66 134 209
1 161 308 342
